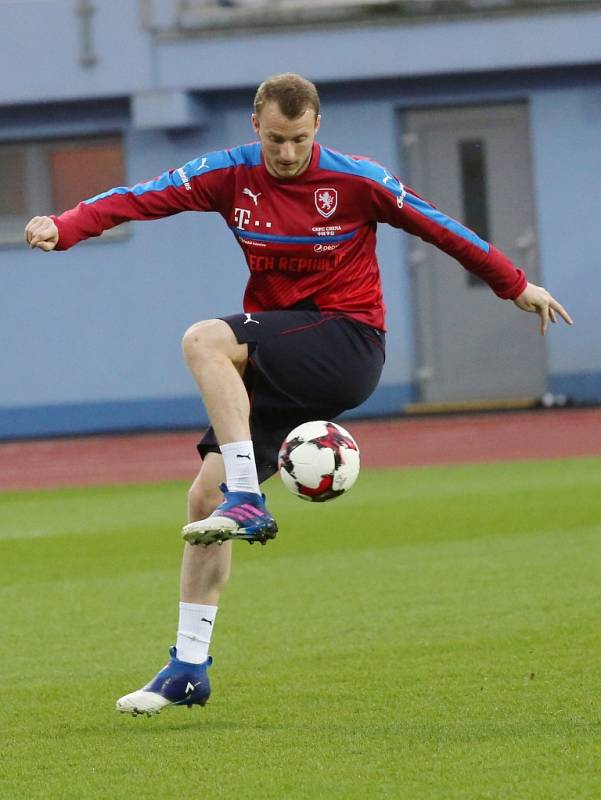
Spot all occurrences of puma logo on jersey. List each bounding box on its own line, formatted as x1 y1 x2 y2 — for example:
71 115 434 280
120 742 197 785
242 188 261 206
197 157 209 171
396 182 407 209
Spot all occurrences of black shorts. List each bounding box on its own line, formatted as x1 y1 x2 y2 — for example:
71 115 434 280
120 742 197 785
197 307 385 483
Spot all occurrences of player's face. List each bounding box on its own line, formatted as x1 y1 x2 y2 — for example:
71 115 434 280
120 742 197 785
252 102 320 179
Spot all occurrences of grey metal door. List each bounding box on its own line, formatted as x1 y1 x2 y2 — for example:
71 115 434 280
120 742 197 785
404 103 547 403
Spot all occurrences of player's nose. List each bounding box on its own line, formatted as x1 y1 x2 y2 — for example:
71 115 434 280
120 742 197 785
280 141 295 161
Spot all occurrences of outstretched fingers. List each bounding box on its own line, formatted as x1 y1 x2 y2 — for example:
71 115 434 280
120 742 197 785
549 297 573 327
530 289 574 336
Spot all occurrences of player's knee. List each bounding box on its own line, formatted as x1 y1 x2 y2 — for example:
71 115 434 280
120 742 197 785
181 319 229 363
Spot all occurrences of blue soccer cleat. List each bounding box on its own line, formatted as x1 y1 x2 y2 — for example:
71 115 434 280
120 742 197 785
182 483 278 546
116 646 212 716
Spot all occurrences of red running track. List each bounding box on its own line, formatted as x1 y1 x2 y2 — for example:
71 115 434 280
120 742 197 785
0 408 600 491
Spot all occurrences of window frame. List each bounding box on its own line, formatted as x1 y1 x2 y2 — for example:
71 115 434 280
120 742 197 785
0 134 129 248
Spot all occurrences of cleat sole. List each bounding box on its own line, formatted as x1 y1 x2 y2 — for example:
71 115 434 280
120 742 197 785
118 697 208 716
183 522 278 546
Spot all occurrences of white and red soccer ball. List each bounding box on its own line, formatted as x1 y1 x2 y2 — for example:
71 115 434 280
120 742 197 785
277 420 360 502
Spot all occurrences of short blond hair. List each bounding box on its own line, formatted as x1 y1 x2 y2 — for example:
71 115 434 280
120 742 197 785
254 73 320 119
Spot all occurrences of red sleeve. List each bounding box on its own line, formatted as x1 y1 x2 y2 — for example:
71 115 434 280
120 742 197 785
51 155 231 251
370 178 527 300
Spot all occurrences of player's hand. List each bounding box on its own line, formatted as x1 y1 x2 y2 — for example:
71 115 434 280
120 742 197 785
513 282 573 336
24 216 59 251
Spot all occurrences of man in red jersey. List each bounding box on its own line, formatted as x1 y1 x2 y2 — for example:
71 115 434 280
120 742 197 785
24 73 572 715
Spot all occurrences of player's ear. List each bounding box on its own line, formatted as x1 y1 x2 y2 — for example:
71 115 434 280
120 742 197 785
315 114 321 134
251 113 260 135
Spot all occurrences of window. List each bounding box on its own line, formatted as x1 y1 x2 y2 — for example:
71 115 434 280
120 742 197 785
0 136 125 245
458 138 491 288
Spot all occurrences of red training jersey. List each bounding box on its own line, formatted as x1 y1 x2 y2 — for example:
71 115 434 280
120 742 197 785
51 141 527 330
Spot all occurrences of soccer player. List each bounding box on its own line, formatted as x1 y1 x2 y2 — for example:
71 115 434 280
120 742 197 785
24 73 573 715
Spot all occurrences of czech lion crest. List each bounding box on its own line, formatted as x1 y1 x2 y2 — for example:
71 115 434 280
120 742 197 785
314 188 338 218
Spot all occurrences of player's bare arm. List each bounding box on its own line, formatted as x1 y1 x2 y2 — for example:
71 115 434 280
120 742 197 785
24 216 59 251
513 282 574 336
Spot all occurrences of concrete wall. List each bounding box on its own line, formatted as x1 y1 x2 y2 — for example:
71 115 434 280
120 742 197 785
1 1 600 437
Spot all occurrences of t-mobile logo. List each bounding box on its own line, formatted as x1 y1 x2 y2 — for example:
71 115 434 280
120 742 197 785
234 208 251 230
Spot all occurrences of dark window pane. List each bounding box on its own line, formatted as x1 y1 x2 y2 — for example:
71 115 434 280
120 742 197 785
459 139 490 287
0 148 27 216
49 139 124 214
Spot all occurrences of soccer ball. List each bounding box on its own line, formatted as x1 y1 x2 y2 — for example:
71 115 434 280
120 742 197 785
277 420 360 502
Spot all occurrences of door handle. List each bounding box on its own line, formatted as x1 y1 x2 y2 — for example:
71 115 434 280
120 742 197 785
515 227 536 252
515 227 537 269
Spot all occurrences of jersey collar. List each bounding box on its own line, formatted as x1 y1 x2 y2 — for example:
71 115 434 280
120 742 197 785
260 142 320 183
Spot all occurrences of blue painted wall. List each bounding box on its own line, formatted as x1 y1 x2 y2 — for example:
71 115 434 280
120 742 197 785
1 2 600 438
530 86 601 380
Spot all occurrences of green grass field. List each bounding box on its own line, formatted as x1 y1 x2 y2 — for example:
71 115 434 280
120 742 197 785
1 458 600 800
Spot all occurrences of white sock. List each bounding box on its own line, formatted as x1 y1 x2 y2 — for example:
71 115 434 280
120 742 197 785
219 440 261 495
175 602 218 664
